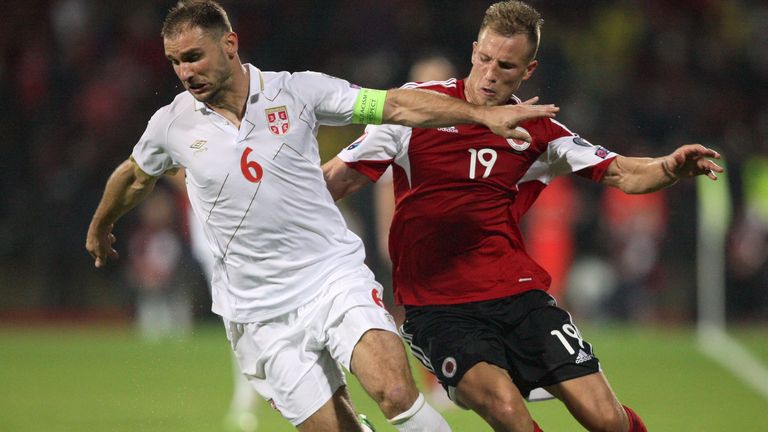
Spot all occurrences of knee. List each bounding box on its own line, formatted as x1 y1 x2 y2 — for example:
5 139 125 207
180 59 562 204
377 380 418 414
466 390 529 426
485 396 526 422
580 404 627 432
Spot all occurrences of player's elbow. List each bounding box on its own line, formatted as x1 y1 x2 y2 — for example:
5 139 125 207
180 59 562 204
119 160 157 197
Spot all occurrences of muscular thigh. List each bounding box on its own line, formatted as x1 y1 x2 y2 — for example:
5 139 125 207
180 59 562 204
350 328 416 394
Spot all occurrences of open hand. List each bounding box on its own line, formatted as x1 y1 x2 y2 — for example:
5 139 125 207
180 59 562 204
485 97 559 142
664 144 724 180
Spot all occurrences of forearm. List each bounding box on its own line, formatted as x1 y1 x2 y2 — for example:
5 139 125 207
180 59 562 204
89 160 157 231
602 155 678 194
382 88 483 128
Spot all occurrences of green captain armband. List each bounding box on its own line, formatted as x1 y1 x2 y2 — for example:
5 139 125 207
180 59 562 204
352 88 387 125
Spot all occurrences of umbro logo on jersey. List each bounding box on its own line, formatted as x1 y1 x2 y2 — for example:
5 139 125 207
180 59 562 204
575 349 593 364
438 126 459 133
507 127 531 152
190 139 208 153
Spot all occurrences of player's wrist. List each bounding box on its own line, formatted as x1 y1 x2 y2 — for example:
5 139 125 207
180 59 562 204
660 156 679 182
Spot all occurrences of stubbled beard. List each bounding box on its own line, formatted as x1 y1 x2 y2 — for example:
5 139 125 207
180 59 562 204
195 83 221 104
200 67 233 106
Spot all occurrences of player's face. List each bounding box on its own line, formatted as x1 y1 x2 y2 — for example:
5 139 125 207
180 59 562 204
164 26 236 105
465 29 538 106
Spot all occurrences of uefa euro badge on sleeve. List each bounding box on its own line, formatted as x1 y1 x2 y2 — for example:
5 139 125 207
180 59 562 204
266 106 290 135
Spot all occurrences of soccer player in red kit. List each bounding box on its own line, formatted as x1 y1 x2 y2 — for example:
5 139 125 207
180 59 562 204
323 2 722 431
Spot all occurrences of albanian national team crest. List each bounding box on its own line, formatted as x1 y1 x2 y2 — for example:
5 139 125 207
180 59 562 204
506 126 531 152
266 106 290 135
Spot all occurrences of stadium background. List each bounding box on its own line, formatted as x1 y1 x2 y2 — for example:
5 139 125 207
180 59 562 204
0 0 766 431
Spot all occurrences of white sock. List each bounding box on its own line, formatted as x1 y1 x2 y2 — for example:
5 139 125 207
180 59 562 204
389 393 451 432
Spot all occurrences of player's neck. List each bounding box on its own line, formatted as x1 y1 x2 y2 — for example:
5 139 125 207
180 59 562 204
463 84 476 105
207 64 250 127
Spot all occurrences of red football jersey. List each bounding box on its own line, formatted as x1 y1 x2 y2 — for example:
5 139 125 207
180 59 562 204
339 79 616 306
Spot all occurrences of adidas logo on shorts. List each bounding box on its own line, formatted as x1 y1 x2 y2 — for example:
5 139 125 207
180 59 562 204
575 349 593 364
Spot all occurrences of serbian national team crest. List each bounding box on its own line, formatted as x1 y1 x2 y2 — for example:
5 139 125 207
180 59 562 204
506 127 531 152
266 106 290 135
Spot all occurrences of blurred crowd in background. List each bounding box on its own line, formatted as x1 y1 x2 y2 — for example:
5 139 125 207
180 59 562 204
0 0 766 334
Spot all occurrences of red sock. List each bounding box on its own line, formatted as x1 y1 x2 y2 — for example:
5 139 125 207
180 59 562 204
623 405 647 432
532 420 543 431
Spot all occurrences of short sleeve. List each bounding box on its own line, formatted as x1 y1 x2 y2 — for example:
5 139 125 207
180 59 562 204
520 134 618 185
131 107 180 177
289 72 362 126
337 123 409 182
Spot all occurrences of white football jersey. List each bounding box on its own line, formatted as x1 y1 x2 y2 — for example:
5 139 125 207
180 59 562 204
132 64 367 322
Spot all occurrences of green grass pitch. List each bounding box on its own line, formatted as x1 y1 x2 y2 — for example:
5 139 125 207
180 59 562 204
0 323 765 431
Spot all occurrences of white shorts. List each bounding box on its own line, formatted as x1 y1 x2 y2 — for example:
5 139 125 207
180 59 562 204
223 267 397 425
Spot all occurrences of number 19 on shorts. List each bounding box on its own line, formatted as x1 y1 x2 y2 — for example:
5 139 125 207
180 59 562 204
551 323 585 355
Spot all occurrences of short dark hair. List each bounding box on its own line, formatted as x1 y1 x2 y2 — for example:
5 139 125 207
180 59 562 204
479 1 543 60
161 0 233 39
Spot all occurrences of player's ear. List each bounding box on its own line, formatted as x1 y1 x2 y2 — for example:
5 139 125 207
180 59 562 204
223 31 238 58
522 59 538 81
471 41 479 63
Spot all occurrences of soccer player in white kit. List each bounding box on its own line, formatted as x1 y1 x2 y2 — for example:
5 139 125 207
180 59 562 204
322 2 723 431
84 1 559 431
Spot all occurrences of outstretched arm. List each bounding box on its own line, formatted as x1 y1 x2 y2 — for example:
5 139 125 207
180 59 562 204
383 91 558 142
85 159 159 267
322 156 372 201
601 144 723 194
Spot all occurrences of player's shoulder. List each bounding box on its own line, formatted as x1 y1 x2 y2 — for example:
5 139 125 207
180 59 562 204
147 91 196 129
522 115 576 144
265 70 357 101
163 90 194 113
259 69 292 86
272 70 350 88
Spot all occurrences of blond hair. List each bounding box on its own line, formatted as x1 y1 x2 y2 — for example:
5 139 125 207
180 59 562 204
479 1 543 60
